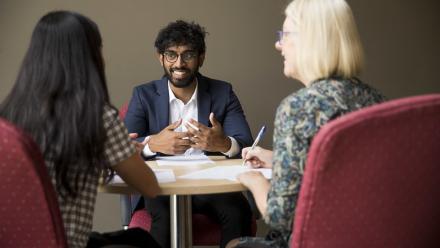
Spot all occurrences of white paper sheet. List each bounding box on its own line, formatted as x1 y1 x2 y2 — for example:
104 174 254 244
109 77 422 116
178 165 272 181
155 154 215 166
155 154 208 160
151 169 177 183
110 168 176 184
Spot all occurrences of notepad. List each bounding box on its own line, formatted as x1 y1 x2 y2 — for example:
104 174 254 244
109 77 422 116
155 154 215 166
179 165 272 181
110 168 176 184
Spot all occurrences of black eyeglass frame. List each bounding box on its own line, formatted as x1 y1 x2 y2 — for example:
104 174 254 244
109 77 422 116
162 50 199 63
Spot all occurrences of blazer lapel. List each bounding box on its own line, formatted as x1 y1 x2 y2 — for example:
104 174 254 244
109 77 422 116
155 77 170 129
197 75 211 127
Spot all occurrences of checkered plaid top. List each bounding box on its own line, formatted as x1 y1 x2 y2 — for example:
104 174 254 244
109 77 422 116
46 105 136 248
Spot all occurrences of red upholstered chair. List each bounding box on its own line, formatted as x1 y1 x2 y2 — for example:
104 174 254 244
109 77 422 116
291 94 440 248
118 102 135 228
119 101 129 120
118 103 257 245
128 209 257 245
0 118 67 248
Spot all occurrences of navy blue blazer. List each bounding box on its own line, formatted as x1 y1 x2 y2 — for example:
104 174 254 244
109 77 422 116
124 73 253 157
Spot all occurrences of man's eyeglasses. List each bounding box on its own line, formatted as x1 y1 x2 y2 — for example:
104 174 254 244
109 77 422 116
277 31 296 45
163 50 198 63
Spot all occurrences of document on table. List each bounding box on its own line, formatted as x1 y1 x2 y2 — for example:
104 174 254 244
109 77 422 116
155 154 215 166
110 168 176 184
179 165 272 181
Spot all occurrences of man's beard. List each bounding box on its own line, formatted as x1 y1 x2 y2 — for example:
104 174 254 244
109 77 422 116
164 67 198 88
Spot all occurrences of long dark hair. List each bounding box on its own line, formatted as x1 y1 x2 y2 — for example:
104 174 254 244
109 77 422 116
0 11 115 197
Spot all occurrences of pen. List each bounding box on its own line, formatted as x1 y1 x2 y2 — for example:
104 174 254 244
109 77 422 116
242 125 266 166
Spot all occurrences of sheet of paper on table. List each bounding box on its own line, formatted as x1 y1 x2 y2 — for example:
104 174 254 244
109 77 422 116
110 168 176 184
178 165 272 181
155 154 215 166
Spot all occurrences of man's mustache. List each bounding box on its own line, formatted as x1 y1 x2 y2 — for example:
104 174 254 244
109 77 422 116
170 68 190 73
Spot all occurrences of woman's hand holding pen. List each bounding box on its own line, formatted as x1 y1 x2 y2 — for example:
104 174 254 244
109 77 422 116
242 146 273 169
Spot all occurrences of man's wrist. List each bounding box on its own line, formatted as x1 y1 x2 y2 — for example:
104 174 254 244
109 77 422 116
219 136 232 153
222 136 240 157
148 135 157 153
142 136 157 157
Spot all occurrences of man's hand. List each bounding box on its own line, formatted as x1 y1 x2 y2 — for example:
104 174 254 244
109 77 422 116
185 113 231 153
149 119 192 155
128 133 147 153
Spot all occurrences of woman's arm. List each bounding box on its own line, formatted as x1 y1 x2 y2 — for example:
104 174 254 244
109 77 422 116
264 96 310 231
113 153 160 198
237 171 271 217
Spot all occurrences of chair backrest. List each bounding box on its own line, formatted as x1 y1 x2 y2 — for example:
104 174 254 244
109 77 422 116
291 94 440 248
119 101 129 120
0 118 67 248
117 102 135 228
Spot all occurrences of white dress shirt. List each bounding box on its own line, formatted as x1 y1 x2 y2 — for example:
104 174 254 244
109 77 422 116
142 80 240 157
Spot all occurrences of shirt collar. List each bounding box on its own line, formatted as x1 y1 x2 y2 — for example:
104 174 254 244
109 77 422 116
168 78 199 104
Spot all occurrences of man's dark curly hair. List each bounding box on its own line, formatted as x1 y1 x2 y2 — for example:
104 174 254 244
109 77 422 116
154 20 207 54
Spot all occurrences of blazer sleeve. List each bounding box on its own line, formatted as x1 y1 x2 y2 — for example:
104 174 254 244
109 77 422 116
124 87 150 143
221 86 253 155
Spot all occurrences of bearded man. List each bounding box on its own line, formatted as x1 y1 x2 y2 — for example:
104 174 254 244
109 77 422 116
124 20 253 248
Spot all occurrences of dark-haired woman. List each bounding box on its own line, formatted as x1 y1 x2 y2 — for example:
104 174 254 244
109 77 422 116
0 11 160 248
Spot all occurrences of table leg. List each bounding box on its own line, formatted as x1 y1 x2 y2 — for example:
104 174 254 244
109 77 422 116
170 195 192 248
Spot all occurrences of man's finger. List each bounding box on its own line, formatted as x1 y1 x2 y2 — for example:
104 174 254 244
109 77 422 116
129 133 138 139
189 136 199 143
209 112 220 127
173 148 188 155
167 119 182 130
134 144 144 152
176 138 192 146
188 119 208 132
174 131 190 139
185 123 200 135
190 142 203 150
174 144 192 154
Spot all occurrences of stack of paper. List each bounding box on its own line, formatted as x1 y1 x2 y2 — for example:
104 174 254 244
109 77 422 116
179 165 272 181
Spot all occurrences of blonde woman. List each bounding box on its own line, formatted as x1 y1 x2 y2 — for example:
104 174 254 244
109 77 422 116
228 0 386 247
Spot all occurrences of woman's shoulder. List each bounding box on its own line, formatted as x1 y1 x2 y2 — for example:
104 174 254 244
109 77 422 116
282 78 345 103
276 77 368 118
278 81 336 113
279 90 307 110
102 104 119 127
309 77 384 101
308 77 349 97
103 104 118 116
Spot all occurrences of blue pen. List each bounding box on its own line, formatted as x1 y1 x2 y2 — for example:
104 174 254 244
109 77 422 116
242 125 266 166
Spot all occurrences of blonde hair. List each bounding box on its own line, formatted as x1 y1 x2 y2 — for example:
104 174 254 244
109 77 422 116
285 0 364 82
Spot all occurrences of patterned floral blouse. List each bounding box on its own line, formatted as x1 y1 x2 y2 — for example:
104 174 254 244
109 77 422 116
266 77 386 246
